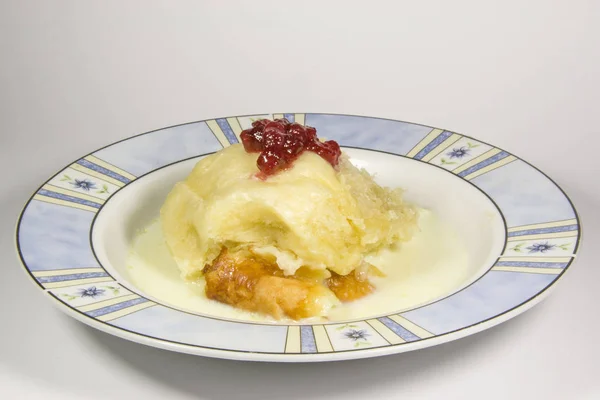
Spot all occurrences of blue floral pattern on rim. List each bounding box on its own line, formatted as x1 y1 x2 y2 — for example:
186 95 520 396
337 324 372 348
440 142 480 166
72 179 96 191
60 174 110 194
58 285 121 302
509 241 571 253
79 286 105 298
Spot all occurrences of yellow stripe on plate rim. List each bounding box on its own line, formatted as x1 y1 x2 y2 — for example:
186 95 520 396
205 120 231 148
406 128 444 158
507 218 578 233
421 133 462 162
70 163 126 187
85 155 136 180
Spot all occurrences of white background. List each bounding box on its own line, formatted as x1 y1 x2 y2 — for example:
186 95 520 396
1 1 598 399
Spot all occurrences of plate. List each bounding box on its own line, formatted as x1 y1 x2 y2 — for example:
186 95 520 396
15 113 581 362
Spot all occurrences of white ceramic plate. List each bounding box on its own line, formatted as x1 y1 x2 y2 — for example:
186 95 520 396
16 113 581 362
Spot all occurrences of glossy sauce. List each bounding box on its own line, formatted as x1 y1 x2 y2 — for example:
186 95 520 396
125 209 471 323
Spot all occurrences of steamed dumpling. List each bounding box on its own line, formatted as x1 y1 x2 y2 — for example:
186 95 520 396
161 144 417 279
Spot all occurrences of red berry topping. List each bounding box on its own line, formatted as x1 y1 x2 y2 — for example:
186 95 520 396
241 118 341 176
240 129 263 153
251 119 270 129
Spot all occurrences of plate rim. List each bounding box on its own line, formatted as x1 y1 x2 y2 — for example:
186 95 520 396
14 112 583 362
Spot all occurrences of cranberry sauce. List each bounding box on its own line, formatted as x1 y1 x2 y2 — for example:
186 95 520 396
240 118 341 176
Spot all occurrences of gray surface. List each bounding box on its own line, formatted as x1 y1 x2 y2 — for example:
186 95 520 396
1 1 598 399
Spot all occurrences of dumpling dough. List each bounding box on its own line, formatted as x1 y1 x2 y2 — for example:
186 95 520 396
161 144 417 280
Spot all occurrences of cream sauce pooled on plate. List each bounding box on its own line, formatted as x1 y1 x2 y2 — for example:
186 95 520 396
125 209 470 323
